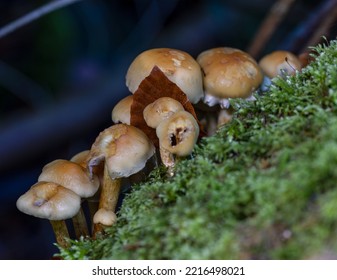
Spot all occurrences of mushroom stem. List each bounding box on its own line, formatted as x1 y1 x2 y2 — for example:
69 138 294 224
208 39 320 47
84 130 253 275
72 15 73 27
87 198 99 226
93 222 105 237
72 206 89 238
99 163 122 212
50 220 70 248
159 145 175 177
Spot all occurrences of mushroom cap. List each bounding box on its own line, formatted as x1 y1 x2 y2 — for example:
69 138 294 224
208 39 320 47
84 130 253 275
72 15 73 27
70 150 90 168
143 97 185 129
89 124 155 179
111 95 133 125
93 208 117 226
259 50 302 78
197 47 263 99
38 159 100 198
16 181 81 220
126 48 204 104
156 111 199 157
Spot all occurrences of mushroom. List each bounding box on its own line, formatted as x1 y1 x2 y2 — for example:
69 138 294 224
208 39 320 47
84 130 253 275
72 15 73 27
87 123 155 235
155 110 199 176
38 159 100 238
197 47 263 108
129 65 203 148
111 95 133 125
143 97 185 129
259 50 302 79
38 159 100 199
70 150 90 169
196 47 263 135
92 208 117 234
126 48 204 104
16 181 81 248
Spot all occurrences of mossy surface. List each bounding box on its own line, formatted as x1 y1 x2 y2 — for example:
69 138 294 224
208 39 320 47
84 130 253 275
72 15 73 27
58 39 337 259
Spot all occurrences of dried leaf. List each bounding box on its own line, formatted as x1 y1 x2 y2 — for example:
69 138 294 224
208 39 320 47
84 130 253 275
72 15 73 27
130 66 203 147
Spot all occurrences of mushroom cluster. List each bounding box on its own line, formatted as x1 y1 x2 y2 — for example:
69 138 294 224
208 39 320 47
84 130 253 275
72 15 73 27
16 45 307 247
143 97 199 176
17 159 99 247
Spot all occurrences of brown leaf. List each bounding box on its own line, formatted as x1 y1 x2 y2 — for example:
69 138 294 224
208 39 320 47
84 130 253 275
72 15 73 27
130 66 204 147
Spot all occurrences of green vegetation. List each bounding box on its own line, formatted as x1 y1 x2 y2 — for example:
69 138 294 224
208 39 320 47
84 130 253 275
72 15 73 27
58 39 337 259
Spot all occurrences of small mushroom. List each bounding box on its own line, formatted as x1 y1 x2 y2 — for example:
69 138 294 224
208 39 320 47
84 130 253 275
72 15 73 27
197 47 263 135
156 110 199 176
38 159 100 238
38 159 99 199
259 50 302 79
126 48 204 104
16 181 81 248
70 150 90 169
92 208 117 234
111 95 133 125
197 47 263 108
143 97 185 129
87 124 155 235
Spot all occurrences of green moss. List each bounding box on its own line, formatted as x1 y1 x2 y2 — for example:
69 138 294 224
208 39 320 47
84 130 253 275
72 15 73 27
58 39 337 259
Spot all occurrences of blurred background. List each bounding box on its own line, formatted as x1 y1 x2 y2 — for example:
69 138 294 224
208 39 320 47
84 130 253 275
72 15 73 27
0 0 336 259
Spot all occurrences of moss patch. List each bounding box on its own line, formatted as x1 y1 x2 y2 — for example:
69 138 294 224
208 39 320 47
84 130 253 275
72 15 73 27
58 39 337 259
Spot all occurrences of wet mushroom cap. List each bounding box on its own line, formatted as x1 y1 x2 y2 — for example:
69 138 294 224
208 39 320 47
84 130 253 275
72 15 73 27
93 208 117 226
156 110 199 157
259 50 302 78
89 124 155 179
38 159 100 198
143 97 185 129
197 47 263 99
126 48 204 104
111 95 133 125
16 181 81 220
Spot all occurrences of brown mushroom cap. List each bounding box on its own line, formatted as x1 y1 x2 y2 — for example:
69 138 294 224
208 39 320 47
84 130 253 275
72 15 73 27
88 124 155 179
197 47 263 99
259 50 302 78
156 111 199 157
143 97 185 129
16 181 81 220
126 48 204 104
111 95 133 125
38 159 100 198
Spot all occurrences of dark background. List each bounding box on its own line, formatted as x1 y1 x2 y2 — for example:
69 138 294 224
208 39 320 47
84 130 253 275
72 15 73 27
0 0 336 259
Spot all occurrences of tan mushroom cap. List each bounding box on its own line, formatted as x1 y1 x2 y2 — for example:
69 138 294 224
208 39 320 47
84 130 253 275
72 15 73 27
259 50 302 78
93 208 117 226
38 159 100 198
70 150 90 168
126 48 204 104
156 110 199 157
143 97 185 129
89 124 155 179
111 95 133 125
16 181 81 220
197 47 263 99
